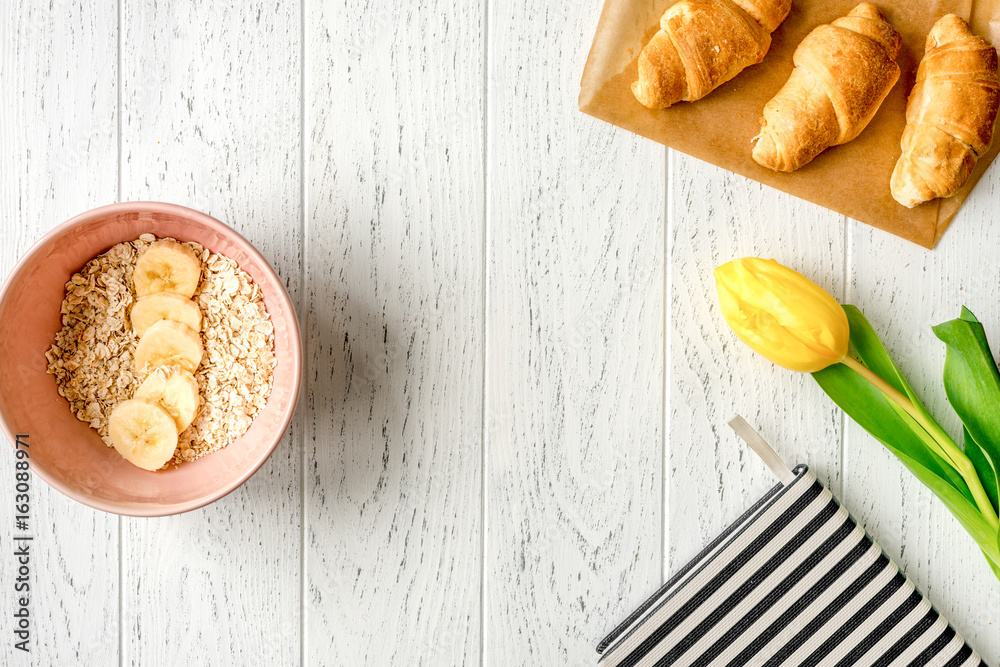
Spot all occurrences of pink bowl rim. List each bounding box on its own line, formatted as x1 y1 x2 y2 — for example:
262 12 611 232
0 201 303 517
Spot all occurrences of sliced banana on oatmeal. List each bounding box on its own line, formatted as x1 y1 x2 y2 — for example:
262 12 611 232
134 320 203 374
133 239 202 298
108 398 179 470
135 367 200 433
130 292 202 337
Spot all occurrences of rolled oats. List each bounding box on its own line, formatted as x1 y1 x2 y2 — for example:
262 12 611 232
46 236 276 466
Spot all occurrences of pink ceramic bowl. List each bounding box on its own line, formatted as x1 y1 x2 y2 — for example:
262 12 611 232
0 202 302 516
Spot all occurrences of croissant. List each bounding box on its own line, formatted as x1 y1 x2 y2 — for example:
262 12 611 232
632 0 792 109
752 3 901 172
890 15 1000 208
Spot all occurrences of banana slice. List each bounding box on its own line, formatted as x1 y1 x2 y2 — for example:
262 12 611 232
130 292 202 337
134 320 203 374
133 239 202 298
108 399 179 471
135 367 200 433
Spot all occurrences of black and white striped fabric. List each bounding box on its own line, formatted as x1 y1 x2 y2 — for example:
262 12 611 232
597 466 984 667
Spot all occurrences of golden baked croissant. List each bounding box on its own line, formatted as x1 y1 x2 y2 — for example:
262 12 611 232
890 14 1000 208
752 3 901 172
632 0 792 109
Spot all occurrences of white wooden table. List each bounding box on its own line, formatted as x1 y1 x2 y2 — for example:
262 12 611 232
1 1 998 665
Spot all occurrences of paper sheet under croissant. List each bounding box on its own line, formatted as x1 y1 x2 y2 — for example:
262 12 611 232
580 0 999 249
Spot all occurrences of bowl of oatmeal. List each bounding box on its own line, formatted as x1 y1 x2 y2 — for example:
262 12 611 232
0 202 301 516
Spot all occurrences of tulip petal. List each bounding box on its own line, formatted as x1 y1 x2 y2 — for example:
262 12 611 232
714 258 848 372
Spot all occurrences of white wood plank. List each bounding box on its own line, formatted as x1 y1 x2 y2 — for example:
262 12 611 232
485 3 664 664
845 167 1000 663
304 1 484 664
118 1 302 664
0 2 120 665
667 155 846 573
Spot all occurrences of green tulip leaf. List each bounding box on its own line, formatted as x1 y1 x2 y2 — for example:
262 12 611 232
966 427 1000 517
814 304 1000 578
814 361 973 503
933 308 1000 513
813 306 972 500
840 306 917 400
988 520 1000 580
890 446 1000 571
984 550 1000 580
997 518 1000 578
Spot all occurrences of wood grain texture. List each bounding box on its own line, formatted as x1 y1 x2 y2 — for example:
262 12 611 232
304 1 485 664
845 169 1000 664
667 154 846 571
2 1 1000 664
485 2 664 665
0 1 120 665
119 1 302 664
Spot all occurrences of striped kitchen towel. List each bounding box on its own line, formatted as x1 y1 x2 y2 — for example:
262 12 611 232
597 421 986 667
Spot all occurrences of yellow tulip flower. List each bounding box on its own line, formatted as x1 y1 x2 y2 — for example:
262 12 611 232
713 256 1000 563
713 257 849 373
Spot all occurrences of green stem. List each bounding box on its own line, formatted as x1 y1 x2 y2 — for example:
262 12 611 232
841 355 1000 531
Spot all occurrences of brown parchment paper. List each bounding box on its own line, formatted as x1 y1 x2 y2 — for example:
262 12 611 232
580 0 1000 248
